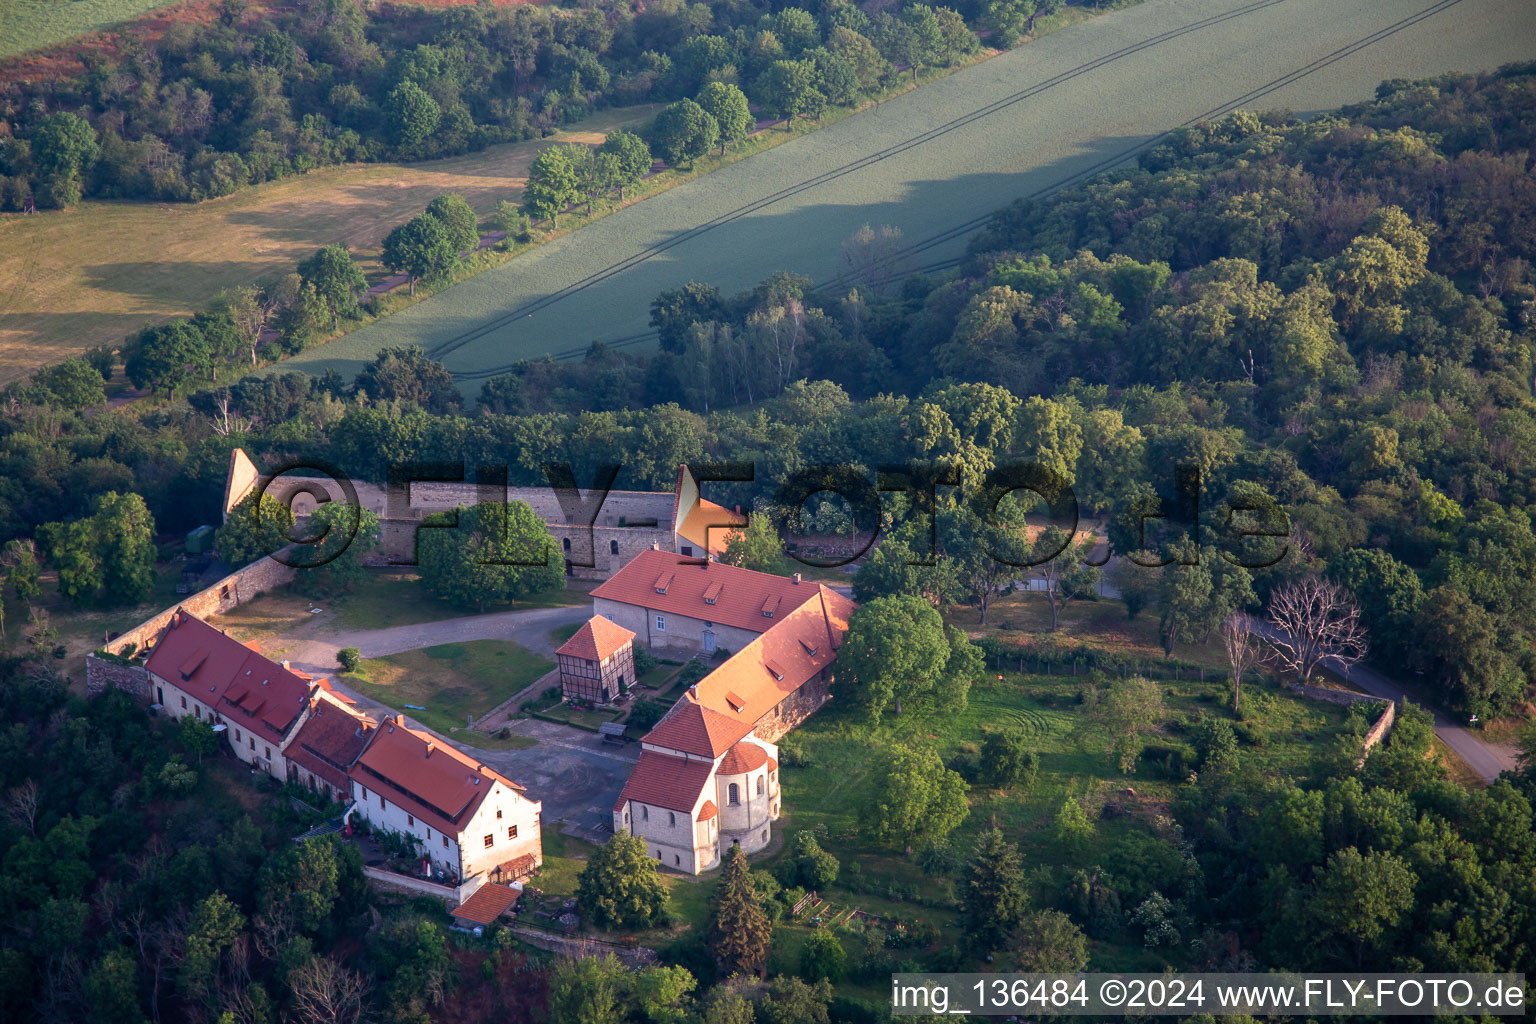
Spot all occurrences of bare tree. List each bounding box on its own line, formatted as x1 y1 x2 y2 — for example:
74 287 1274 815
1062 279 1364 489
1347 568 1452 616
839 223 909 299
1264 577 1368 688
1220 613 1261 713
209 393 253 436
288 956 369 1024
6 778 39 835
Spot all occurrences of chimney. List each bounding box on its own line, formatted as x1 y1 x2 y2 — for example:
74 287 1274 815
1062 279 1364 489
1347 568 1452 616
280 659 290 669
793 572 802 585
425 741 434 757
689 684 698 700
651 541 660 550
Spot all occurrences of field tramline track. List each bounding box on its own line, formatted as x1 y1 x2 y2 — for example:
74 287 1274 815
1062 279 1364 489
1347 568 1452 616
437 0 1290 375
449 0 1465 382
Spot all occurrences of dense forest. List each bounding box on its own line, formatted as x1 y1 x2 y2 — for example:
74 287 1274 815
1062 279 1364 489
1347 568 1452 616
0 0 1034 207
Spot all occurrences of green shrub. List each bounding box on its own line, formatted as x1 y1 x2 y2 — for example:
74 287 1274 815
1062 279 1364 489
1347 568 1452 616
337 647 361 672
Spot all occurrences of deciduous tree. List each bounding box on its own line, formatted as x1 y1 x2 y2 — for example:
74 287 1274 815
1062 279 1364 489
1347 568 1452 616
697 82 753 153
418 501 564 612
381 214 458 295
217 492 297 568
862 743 968 848
577 830 668 930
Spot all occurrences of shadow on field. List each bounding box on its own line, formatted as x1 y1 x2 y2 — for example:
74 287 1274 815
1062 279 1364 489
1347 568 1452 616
276 133 1161 390
79 261 270 300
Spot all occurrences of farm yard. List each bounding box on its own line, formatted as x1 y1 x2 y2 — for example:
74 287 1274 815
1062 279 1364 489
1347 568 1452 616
0 105 656 385
272 0 1536 393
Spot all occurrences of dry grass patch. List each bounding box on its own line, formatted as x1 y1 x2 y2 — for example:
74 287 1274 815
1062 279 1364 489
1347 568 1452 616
0 104 658 384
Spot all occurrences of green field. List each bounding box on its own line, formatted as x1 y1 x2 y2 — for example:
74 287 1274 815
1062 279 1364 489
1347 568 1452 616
0 0 175 59
277 0 1536 394
343 639 553 737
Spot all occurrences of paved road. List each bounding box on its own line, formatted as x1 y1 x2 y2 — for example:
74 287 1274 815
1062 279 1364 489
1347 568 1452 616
1322 657 1517 783
1243 618 1518 783
278 0 1536 390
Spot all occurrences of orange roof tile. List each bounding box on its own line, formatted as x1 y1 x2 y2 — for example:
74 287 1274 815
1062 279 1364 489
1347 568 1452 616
145 609 314 746
676 498 746 556
697 800 718 822
556 615 636 662
643 699 748 758
287 697 375 792
613 749 715 813
351 718 523 837
591 549 819 635
452 883 520 926
716 742 769 775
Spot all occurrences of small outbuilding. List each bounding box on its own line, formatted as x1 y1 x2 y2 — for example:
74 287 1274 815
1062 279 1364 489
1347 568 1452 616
556 615 637 704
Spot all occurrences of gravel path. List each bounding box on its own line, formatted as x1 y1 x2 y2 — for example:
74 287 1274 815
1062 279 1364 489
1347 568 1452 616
278 0 1536 388
275 603 593 688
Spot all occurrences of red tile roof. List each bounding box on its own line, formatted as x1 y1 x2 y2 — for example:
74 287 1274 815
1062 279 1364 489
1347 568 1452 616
638 585 854 761
351 718 523 837
716 742 769 776
613 749 715 813
643 699 749 759
556 615 635 662
697 800 718 821
287 697 375 793
591 549 819 635
452 883 520 926
145 609 314 745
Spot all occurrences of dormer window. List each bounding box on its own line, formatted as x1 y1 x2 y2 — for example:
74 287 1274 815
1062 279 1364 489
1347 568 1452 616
703 582 722 605
761 596 779 618
800 639 819 657
764 660 785 682
725 691 746 713
654 572 673 594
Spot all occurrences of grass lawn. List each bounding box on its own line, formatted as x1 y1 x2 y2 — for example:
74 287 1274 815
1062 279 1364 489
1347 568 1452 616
0 104 659 384
343 639 553 736
328 571 589 631
549 622 581 647
533 700 624 731
774 661 1359 975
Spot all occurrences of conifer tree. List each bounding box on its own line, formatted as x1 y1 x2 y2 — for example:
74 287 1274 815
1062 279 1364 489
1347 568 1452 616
708 844 771 977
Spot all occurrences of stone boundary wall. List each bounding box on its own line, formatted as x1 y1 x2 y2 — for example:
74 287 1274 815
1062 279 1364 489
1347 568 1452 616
752 671 834 743
505 926 657 966
362 866 485 907
1356 700 1399 769
85 554 297 697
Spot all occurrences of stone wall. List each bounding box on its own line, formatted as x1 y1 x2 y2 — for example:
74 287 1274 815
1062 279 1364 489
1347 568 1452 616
83 655 153 700
1356 699 1399 769
751 670 833 743
246 471 676 578
85 554 297 698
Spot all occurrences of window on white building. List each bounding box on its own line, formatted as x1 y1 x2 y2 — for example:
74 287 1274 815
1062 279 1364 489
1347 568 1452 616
668 811 676 827
611 540 620 555
729 783 739 805
442 836 448 848
407 815 415 827
642 806 649 821
484 834 494 848
508 826 518 840
655 615 666 632
757 776 765 796
181 696 187 709
234 728 241 742
496 809 502 819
